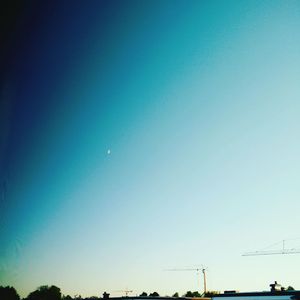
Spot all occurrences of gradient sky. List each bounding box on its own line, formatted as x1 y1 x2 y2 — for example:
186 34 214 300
1 0 300 298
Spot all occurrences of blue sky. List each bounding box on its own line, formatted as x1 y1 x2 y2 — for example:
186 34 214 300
0 0 300 297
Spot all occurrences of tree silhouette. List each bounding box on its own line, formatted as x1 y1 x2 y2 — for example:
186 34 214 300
62 296 73 300
0 286 20 300
149 292 159 297
185 291 193 297
172 292 179 297
203 291 220 297
185 291 201 297
26 285 61 300
140 292 148 296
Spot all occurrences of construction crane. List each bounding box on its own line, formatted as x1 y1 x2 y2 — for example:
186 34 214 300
242 239 300 256
114 290 133 297
165 266 207 295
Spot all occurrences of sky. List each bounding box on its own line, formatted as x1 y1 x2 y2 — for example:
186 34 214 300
0 0 300 298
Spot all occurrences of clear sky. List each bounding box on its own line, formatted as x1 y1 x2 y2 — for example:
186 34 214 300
1 0 300 298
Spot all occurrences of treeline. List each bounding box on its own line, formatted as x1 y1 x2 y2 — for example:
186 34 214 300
0 285 220 300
